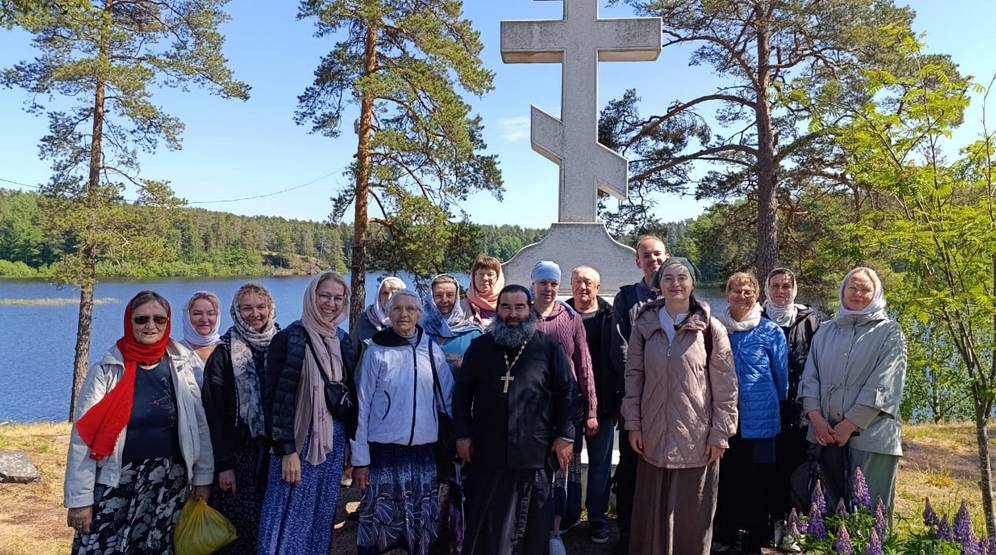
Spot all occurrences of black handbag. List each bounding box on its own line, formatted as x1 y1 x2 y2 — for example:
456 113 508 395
305 335 358 433
428 340 456 483
790 442 852 512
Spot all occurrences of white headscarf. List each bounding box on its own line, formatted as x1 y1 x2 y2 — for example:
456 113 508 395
763 269 807 327
716 302 763 334
837 267 886 316
370 276 407 327
181 291 222 347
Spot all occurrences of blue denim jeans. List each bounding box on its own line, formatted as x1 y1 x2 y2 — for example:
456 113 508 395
584 417 616 532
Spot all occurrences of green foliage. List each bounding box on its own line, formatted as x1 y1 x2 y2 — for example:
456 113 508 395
600 0 923 276
0 189 544 278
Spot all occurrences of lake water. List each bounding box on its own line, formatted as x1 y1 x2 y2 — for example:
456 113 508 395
0 274 727 422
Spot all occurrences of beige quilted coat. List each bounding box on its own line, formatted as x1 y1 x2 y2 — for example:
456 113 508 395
621 300 739 469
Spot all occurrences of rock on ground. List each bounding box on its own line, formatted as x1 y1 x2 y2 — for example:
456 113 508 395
0 450 41 483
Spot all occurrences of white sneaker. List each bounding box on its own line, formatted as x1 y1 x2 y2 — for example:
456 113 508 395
549 533 567 555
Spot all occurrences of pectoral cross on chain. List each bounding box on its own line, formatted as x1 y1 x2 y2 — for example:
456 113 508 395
502 338 530 395
500 371 515 393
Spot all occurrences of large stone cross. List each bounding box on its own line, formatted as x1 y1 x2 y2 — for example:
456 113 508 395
501 0 661 223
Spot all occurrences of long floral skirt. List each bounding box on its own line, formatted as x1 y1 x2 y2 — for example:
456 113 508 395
72 457 187 555
257 419 346 555
357 442 439 555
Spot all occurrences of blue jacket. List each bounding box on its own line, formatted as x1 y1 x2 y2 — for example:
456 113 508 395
729 319 789 439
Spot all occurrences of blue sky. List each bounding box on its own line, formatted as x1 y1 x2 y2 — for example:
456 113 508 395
1 0 994 229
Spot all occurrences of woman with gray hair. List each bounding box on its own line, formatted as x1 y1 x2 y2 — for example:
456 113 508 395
353 289 452 555
799 267 906 515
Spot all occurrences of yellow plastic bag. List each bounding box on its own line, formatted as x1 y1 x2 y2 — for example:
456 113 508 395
174 496 238 555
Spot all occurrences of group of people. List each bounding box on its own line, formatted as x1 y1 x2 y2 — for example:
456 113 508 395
62 235 907 555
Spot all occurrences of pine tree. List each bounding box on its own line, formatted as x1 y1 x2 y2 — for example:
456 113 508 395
295 0 502 323
3 0 249 420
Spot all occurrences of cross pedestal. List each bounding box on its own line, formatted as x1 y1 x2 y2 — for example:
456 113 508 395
499 0 662 295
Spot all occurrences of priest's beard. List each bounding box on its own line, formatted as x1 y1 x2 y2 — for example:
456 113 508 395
492 312 538 348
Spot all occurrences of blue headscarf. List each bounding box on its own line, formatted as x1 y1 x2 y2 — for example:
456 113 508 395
421 276 483 338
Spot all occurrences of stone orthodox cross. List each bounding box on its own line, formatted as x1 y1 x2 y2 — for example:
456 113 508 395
501 0 662 223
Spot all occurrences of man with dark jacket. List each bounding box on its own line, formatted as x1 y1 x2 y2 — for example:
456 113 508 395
567 265 619 545
454 285 578 555
610 235 668 553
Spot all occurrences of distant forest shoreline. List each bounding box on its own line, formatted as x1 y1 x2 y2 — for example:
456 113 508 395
0 189 547 280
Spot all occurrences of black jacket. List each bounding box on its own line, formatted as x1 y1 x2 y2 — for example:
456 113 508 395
201 331 269 473
566 297 621 419
453 330 577 471
263 321 357 456
762 306 825 429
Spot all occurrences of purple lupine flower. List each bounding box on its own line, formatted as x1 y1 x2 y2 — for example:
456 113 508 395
874 500 888 542
866 527 883 555
808 501 827 540
813 479 828 514
835 522 853 554
789 520 802 541
923 497 939 527
954 502 978 552
836 497 848 518
937 514 953 542
852 466 872 511
789 507 804 534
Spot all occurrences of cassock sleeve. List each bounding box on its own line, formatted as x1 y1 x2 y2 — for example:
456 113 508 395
549 339 578 442
453 339 479 440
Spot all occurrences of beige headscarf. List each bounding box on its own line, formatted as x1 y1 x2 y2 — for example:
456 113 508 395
294 272 349 465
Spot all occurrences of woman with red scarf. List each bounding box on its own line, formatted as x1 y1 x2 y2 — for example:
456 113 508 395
64 291 214 554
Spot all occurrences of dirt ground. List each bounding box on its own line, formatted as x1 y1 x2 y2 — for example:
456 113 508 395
0 421 990 554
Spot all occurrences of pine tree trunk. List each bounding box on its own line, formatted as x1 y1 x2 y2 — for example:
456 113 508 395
974 404 996 536
69 0 110 422
754 16 778 284
348 21 378 329
69 277 94 421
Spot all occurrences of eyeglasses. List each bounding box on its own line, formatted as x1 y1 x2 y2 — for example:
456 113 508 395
133 315 168 326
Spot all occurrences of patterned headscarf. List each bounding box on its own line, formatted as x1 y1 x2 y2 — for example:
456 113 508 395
229 284 277 438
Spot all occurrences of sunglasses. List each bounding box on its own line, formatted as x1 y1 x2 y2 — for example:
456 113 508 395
132 315 168 326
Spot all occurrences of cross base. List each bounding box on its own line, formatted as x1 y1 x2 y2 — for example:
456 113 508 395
501 222 637 297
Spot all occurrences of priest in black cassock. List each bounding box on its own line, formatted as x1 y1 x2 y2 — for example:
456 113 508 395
454 284 578 555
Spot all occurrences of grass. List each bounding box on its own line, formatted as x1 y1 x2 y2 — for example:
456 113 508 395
0 422 73 555
0 297 118 306
1 421 993 554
